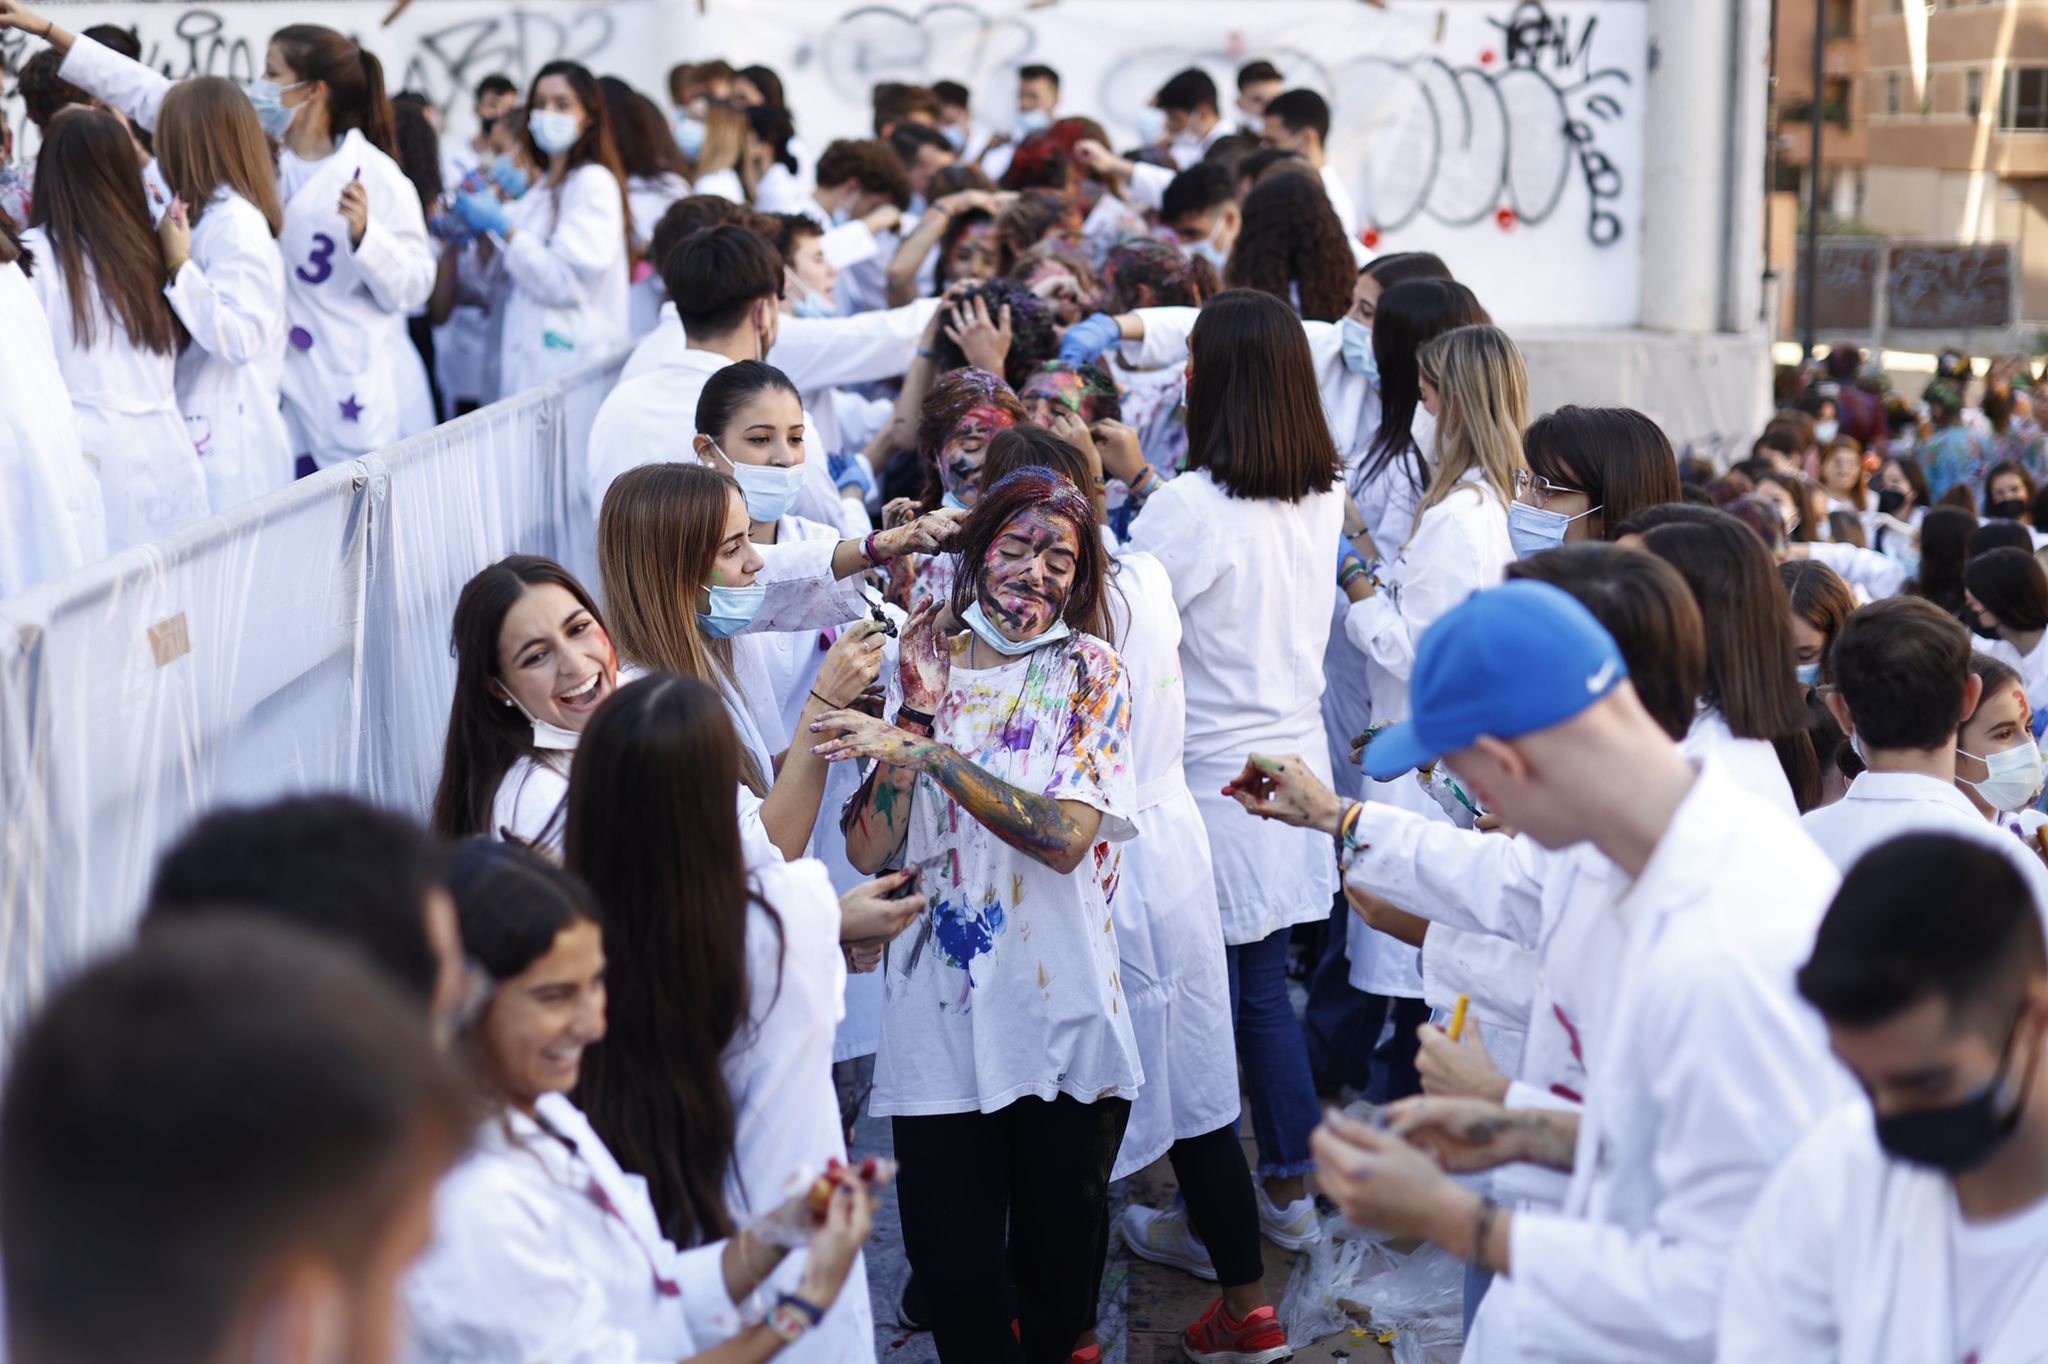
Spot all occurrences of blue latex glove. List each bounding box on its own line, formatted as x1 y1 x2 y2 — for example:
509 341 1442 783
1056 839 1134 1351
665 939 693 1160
1059 312 1123 364
830 452 877 500
454 189 511 237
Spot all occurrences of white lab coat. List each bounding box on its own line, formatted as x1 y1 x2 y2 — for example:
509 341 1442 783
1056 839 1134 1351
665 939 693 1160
166 188 292 511
402 1093 751 1363
729 857 873 1363
495 164 631 396
59 37 436 467
1717 1102 2048 1364
432 238 504 416
1104 551 1240 1179
621 296 940 389
1466 759 1850 1363
693 166 745 203
1801 768 2048 919
1685 705 1797 816
1805 539 1910 601
0 258 102 594
626 170 690 339
19 226 205 554
1124 469 1343 947
492 754 571 855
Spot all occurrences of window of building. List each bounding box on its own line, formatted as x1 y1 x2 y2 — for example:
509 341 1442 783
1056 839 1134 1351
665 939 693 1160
1888 72 1902 115
1969 69 1983 119
2005 69 2048 131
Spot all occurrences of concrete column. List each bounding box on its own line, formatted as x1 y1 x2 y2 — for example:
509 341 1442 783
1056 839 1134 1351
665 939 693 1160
1640 0 1737 332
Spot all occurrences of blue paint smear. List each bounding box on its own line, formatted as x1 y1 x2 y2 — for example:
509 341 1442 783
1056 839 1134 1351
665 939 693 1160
996 712 1038 753
932 889 1007 986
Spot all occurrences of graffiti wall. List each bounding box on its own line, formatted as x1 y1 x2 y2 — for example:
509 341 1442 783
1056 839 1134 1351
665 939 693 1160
10 0 1648 328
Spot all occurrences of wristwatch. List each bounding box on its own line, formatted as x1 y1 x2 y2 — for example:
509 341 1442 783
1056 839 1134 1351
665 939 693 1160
768 1293 825 1342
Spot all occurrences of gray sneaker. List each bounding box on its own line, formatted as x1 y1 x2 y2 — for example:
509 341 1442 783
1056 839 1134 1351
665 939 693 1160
1119 1201 1219 1281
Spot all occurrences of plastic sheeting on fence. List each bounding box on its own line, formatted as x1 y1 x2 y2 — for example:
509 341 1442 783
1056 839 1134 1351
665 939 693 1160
0 353 624 1042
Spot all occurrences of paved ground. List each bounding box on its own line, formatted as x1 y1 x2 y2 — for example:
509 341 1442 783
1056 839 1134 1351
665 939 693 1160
855 1115 1398 1363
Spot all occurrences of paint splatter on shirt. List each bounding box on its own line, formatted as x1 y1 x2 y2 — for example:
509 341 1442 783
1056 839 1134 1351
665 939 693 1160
869 632 1145 1117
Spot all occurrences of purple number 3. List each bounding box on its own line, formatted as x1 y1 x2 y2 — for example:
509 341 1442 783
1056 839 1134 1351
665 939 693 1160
296 232 337 285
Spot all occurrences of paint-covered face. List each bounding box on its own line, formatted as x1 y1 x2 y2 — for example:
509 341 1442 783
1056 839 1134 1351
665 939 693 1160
1021 370 1092 428
1017 259 1087 324
940 405 1017 507
944 221 998 284
977 508 1081 641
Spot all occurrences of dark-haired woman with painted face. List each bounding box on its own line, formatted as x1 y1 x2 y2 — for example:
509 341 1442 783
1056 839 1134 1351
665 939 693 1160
7 2 441 467
811 467 1141 1360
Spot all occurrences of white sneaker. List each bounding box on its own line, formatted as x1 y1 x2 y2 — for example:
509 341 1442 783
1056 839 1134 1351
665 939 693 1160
1254 1185 1322 1251
1119 1201 1219 1281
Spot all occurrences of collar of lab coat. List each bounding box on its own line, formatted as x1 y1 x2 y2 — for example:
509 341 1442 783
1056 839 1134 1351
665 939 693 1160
1609 756 1736 932
1839 768 1982 818
657 347 740 381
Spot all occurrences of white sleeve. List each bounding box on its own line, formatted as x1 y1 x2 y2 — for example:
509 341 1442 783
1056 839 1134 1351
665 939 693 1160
58 36 172 131
1507 954 1841 1361
1126 160 1176 213
1117 306 1202 372
1712 1134 1845 1362
1805 540 1909 600
503 170 625 309
1344 493 1498 684
349 157 437 314
1122 483 1222 607
1419 926 1535 1034
1343 806 1551 948
771 298 943 391
167 215 285 366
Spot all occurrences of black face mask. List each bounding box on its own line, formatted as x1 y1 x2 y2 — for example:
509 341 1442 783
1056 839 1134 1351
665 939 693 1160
1970 609 2005 641
1990 498 2030 522
479 115 499 139
1873 1013 2034 1173
1877 487 1909 517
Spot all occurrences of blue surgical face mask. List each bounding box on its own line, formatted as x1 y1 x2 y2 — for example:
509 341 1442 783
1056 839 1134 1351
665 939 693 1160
674 114 707 160
1340 317 1379 386
830 202 854 228
530 110 583 157
942 123 967 151
1508 499 1578 558
1017 107 1052 136
1136 106 1168 145
792 290 835 319
942 489 972 512
249 79 308 138
698 582 767 638
962 598 1071 656
1186 237 1227 270
1795 661 1822 688
711 441 806 522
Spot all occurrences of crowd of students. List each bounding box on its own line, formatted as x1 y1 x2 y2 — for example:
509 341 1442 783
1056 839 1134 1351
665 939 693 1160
6 15 2048 1364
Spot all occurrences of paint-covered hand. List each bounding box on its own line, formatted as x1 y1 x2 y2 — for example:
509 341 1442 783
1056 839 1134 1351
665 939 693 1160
1059 311 1123 365
1382 1096 1531 1173
897 603 952 712
1313 1107 1476 1244
945 294 1012 375
1222 754 1347 834
453 188 510 238
1049 411 1104 483
1071 138 1133 182
338 180 371 246
877 507 965 560
810 708 934 768
1088 418 1145 484
812 620 889 711
1415 1016 1509 1103
840 868 927 944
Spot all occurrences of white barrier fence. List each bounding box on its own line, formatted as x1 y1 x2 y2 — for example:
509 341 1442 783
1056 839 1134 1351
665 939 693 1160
0 353 624 1040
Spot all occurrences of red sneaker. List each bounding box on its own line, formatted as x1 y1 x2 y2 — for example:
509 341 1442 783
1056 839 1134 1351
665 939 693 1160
1181 1298 1292 1364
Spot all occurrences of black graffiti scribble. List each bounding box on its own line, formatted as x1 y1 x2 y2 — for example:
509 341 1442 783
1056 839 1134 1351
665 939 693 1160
806 2 1035 104
1347 0 1631 247
398 9 615 114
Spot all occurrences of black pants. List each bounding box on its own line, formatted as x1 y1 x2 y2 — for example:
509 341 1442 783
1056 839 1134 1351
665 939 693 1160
1170 1121 1265 1286
894 1094 1130 1364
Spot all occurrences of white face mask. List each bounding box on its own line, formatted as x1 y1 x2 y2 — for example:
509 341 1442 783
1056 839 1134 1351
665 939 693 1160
502 690 584 751
530 109 583 157
1814 420 1840 445
1959 739 2046 812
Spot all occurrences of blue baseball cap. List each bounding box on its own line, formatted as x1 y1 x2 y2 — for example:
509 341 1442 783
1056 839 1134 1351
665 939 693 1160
1364 580 1628 780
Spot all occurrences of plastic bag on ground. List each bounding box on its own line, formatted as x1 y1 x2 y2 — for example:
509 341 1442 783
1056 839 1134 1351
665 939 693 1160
1278 1208 1397 1347
1359 1241 1465 1364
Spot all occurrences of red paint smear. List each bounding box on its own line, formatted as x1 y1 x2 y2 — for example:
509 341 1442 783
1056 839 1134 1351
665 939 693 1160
1480 48 1497 66
1362 227 1382 250
1495 207 1518 231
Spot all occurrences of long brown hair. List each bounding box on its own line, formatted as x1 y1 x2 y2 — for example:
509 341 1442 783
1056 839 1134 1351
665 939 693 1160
524 61 635 274
566 673 781 1245
1225 170 1354 322
29 109 180 354
156 78 284 236
270 24 397 157
431 556 609 842
948 465 1117 642
1184 288 1340 502
596 463 769 792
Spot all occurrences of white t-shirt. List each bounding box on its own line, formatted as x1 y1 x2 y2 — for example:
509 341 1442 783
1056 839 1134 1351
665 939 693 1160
1953 1194 2048 1364
869 633 1143 1116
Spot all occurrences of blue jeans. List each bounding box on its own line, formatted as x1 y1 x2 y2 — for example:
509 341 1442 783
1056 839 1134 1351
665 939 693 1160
1304 899 1430 1103
1226 926 1323 1181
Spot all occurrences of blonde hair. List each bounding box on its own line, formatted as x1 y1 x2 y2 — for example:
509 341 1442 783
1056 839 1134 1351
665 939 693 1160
1414 324 1528 535
597 463 768 793
694 104 752 198
157 78 284 236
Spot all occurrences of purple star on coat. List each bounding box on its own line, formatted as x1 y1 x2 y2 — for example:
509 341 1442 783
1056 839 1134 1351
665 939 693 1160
339 395 363 422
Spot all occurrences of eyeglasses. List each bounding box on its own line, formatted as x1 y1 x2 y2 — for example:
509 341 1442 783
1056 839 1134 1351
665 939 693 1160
1513 469 1588 507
